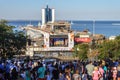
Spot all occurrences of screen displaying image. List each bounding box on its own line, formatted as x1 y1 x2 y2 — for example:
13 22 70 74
50 37 68 47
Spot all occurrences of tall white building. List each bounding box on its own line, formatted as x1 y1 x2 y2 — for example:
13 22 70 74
25 5 75 60
42 5 55 25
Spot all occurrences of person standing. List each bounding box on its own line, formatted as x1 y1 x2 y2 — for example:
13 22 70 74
112 67 117 80
11 67 18 80
98 64 104 80
72 69 81 80
25 67 31 80
46 71 51 80
82 70 88 80
92 67 101 80
65 72 71 80
86 61 94 80
37 63 46 80
117 64 120 80
51 65 59 80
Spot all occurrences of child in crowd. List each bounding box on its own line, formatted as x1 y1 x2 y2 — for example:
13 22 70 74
92 67 101 80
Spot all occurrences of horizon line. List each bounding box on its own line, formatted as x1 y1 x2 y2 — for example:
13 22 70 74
1 18 120 21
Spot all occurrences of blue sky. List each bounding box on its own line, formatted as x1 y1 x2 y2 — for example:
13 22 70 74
0 0 120 20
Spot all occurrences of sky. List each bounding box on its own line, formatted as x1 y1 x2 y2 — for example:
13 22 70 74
0 0 120 20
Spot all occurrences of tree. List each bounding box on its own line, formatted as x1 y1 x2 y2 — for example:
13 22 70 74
74 44 89 60
73 35 120 60
0 20 14 58
116 35 120 40
0 20 26 58
97 36 120 60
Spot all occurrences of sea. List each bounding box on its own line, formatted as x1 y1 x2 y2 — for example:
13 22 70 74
7 20 120 38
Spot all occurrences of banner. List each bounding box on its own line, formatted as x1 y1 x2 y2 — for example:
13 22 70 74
75 38 91 43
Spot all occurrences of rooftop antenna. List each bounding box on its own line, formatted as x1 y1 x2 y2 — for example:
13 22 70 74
46 4 48 8
46 3 49 8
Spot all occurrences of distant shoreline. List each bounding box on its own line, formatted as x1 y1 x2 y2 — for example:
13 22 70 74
7 20 120 37
6 20 120 22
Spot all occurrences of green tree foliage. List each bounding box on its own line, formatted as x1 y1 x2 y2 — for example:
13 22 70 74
97 36 120 59
0 20 14 33
0 20 26 58
74 35 120 60
116 35 120 40
74 44 89 60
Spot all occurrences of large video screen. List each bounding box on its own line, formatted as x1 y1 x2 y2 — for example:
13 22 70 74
50 35 68 47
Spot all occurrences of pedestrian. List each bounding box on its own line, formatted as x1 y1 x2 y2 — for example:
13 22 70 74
51 65 59 80
46 71 51 80
25 67 31 80
92 67 101 80
86 61 94 80
65 72 71 80
11 67 18 80
98 64 104 80
82 70 88 80
112 67 117 80
72 69 81 80
37 63 46 80
117 64 120 80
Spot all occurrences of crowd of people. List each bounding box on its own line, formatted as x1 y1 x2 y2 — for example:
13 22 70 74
0 58 120 80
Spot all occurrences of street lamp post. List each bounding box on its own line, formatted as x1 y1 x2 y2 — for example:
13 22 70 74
75 46 79 60
93 20 95 37
89 20 96 61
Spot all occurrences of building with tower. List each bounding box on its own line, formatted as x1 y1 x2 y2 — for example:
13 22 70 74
23 5 74 60
42 5 55 25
